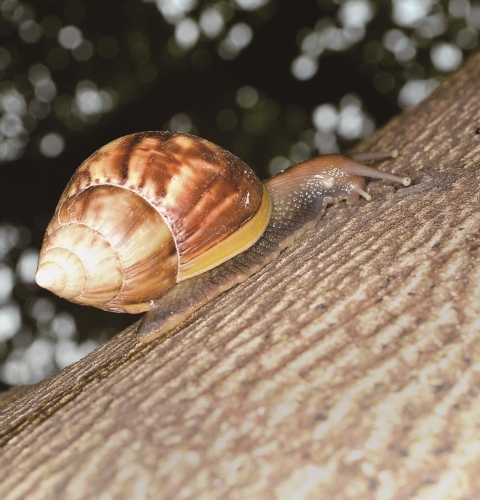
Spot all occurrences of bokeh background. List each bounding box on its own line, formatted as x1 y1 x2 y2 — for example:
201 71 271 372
0 0 478 388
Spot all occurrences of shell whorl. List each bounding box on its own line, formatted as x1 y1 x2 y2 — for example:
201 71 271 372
36 132 271 313
36 224 124 306
36 185 178 312
35 247 90 299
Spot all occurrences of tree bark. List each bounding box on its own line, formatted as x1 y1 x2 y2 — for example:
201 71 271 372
1 52 480 500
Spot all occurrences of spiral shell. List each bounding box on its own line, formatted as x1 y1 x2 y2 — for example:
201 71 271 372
35 132 271 313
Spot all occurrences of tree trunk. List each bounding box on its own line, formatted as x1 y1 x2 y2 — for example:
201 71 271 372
1 52 480 500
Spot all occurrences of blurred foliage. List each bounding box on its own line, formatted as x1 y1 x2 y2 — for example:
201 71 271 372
0 0 479 387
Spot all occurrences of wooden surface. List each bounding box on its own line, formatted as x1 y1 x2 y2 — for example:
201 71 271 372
1 52 480 499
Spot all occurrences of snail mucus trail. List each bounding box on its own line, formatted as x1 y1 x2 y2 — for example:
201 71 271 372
35 132 411 343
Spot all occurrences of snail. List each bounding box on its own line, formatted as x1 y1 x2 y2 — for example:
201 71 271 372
35 131 410 343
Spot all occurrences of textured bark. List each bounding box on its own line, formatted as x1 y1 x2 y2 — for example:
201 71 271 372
1 52 480 500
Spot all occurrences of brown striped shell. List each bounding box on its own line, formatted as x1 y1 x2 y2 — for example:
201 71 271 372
35 132 271 313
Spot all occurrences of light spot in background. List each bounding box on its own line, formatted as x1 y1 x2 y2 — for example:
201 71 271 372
301 14 367 55
28 297 56 325
383 29 416 62
289 141 311 163
1 338 55 385
314 131 338 154
0 114 25 138
398 78 438 108
312 104 338 133
0 47 11 70
175 17 200 50
338 0 374 29
28 64 57 102
151 0 197 24
468 4 480 29
11 329 32 348
236 86 259 108
19 19 42 43
24 339 55 380
0 89 28 142
168 112 194 133
430 42 463 71
449 0 470 18
199 7 224 38
72 39 94 61
28 98 50 120
54 339 80 368
456 27 477 49
312 95 374 143
327 26 366 51
414 13 448 39
0 224 20 259
291 55 318 80
34 79 57 103
40 132 65 157
0 303 21 342
75 85 103 115
392 0 435 28
218 23 253 59
51 312 76 339
234 0 268 10
0 89 27 116
337 110 362 140
0 137 25 161
301 31 324 58
16 248 38 284
0 265 15 304
74 80 114 119
337 95 375 140
58 25 83 49
28 63 51 84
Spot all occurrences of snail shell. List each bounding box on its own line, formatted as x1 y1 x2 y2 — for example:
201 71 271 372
36 131 411 342
35 132 271 313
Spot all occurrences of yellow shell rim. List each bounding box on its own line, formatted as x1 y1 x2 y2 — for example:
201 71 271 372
177 185 272 281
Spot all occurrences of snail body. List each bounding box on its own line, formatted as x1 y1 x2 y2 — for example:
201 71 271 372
35 131 410 343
